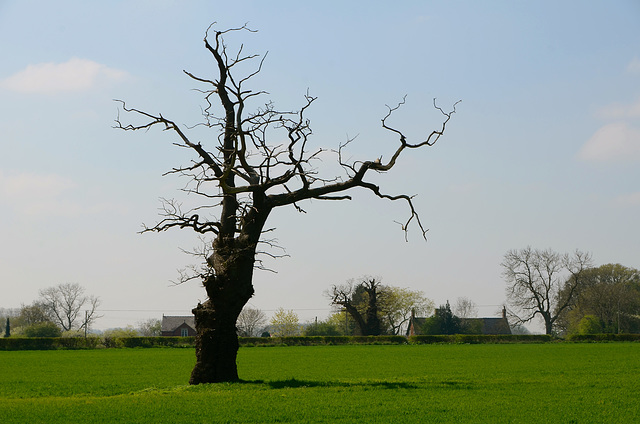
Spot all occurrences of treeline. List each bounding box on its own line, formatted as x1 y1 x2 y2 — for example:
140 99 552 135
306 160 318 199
502 249 640 336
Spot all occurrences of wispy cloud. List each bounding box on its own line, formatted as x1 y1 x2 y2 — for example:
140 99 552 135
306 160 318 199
581 93 640 163
578 122 640 163
627 57 640 74
596 97 640 120
0 58 128 94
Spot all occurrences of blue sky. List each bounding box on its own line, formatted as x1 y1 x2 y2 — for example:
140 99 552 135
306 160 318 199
1 1 639 331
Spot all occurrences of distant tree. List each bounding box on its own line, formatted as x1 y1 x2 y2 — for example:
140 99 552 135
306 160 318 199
325 311 357 336
501 247 592 335
556 264 640 334
38 283 101 332
577 315 603 335
24 321 62 338
453 297 478 318
453 297 481 334
422 301 462 335
116 24 458 383
304 319 342 336
269 308 301 337
104 326 140 338
379 287 434 335
329 278 384 335
138 318 162 336
509 322 531 335
16 302 52 328
4 317 9 338
237 307 267 337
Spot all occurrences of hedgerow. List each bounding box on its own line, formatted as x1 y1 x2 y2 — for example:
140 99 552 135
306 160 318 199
3 333 639 350
408 334 554 344
565 333 640 342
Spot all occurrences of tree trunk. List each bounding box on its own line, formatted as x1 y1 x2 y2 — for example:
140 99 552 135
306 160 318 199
189 298 249 383
189 236 257 384
543 313 554 335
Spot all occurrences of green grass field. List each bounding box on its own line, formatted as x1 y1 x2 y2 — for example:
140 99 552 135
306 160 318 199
1 343 639 423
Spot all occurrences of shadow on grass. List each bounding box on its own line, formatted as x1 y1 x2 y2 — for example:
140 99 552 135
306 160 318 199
238 378 473 390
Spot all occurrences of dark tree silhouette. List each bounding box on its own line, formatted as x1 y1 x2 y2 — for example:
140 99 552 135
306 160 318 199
329 278 384 336
116 24 458 383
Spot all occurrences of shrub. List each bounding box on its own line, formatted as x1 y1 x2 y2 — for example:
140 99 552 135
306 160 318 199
24 322 62 338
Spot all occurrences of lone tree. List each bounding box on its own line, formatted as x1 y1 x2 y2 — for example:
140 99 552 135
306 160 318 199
38 283 101 332
116 24 458 383
501 247 592 335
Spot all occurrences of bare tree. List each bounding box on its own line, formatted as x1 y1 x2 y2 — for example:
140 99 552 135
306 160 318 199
453 296 478 318
501 247 592 335
138 318 162 336
116 24 458 383
329 277 384 335
236 307 267 337
38 283 101 332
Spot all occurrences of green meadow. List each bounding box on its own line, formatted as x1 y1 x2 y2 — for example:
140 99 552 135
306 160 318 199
1 343 639 423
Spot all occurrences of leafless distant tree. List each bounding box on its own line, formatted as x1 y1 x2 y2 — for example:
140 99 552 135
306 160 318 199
453 296 478 318
38 283 101 332
116 24 458 383
501 247 592 335
138 318 162 336
236 307 267 337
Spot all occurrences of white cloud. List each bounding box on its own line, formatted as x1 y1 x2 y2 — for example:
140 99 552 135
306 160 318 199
0 58 128 94
578 122 640 162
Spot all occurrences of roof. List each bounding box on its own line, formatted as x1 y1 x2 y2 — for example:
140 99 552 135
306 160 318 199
408 315 512 336
161 315 195 332
464 317 512 335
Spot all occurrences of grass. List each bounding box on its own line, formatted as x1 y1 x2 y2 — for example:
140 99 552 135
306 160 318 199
1 343 639 423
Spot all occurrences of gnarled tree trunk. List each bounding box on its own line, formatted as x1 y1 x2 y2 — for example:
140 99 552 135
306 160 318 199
189 236 258 384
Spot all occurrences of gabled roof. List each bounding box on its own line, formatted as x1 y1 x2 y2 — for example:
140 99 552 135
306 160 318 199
463 317 512 335
407 314 512 336
161 315 195 332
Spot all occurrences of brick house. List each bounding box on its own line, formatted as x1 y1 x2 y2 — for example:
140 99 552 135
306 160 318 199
161 315 197 337
407 307 512 336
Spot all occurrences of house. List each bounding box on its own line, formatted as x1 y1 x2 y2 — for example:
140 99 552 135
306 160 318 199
406 307 512 336
161 315 197 337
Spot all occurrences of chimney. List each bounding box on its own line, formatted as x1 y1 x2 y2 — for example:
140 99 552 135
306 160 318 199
502 306 507 319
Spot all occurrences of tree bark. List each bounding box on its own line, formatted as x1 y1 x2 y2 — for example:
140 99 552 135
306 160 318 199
189 236 258 384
